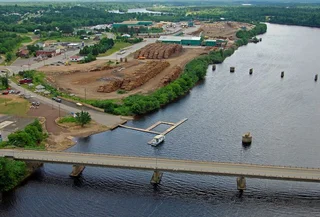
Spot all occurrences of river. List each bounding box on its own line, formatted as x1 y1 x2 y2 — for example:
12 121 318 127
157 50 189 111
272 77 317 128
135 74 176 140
1 23 320 217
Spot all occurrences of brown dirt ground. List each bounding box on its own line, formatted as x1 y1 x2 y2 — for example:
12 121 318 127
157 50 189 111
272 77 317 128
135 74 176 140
191 21 254 39
41 48 208 100
46 119 109 151
27 103 67 135
39 59 108 74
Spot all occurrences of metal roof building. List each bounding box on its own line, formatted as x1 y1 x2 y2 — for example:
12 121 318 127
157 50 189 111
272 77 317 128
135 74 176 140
158 36 202 46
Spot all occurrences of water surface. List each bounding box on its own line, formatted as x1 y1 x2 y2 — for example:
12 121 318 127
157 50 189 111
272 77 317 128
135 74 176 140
1 23 320 217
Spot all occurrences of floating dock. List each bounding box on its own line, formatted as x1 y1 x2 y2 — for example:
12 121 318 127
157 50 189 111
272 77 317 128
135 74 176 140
118 118 188 135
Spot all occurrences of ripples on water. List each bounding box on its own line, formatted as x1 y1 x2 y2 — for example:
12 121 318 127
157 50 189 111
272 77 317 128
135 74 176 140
1 23 320 216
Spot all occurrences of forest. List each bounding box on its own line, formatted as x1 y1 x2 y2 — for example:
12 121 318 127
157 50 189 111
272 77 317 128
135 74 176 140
1 3 320 35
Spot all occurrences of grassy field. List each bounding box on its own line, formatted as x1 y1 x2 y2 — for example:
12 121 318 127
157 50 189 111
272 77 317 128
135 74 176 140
98 42 131 57
0 97 29 116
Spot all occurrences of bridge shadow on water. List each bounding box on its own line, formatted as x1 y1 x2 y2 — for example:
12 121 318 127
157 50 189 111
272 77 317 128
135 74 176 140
23 166 320 209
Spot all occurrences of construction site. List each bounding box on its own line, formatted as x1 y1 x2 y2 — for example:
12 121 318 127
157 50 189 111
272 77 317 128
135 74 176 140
40 43 208 100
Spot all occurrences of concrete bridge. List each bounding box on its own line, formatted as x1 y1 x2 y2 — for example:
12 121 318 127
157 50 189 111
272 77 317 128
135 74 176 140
1 149 320 190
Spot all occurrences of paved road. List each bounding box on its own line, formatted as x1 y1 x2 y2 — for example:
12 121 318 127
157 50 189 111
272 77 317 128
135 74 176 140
97 38 158 60
2 149 320 183
1 49 81 76
9 81 124 128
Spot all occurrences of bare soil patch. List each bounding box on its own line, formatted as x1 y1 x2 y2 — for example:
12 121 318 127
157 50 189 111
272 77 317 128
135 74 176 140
27 103 67 135
46 119 109 151
191 21 254 40
42 48 207 100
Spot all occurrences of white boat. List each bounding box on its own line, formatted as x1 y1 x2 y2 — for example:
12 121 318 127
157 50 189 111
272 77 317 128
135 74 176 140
148 135 165 146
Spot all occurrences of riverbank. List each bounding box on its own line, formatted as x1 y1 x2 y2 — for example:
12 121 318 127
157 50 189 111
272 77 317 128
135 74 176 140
46 118 110 151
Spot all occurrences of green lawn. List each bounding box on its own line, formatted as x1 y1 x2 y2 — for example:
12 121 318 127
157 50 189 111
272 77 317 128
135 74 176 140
0 98 29 116
98 42 131 57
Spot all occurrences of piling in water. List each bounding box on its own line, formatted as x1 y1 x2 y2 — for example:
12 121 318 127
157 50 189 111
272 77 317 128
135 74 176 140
281 71 284 78
212 64 216 71
249 68 253 75
230 67 235 73
315 74 318 82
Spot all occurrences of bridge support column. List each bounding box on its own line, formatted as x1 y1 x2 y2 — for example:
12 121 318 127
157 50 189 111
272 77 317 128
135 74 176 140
237 176 246 191
150 170 163 185
70 165 85 177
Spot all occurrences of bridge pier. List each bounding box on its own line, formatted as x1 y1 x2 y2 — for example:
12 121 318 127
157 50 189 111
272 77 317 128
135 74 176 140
150 170 163 185
70 165 85 177
237 176 246 191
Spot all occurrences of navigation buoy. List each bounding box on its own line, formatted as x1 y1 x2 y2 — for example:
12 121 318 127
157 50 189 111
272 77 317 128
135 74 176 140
242 132 252 145
230 67 235 73
249 68 253 75
315 74 318 82
212 64 216 71
281 71 284 78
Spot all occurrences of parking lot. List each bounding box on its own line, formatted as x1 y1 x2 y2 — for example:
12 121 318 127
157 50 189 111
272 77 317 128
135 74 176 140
0 115 36 141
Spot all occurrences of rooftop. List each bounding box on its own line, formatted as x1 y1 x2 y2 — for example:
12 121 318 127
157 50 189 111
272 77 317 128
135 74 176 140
158 36 201 41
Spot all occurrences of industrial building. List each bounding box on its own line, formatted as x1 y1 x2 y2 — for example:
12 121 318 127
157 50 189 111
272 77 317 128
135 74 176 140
158 36 202 46
113 20 153 28
204 40 217 46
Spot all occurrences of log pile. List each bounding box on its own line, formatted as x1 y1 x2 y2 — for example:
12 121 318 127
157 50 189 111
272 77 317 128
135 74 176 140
121 61 170 91
134 43 182 59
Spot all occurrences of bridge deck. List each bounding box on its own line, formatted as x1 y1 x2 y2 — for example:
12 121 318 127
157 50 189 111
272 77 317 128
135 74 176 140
1 149 320 183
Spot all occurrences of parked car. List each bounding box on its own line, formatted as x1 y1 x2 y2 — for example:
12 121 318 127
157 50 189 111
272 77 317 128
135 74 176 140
19 78 33 84
32 101 40 106
52 97 62 103
2 91 9 95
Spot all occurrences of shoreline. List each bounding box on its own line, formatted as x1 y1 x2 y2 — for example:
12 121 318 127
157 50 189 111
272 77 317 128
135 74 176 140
46 118 110 152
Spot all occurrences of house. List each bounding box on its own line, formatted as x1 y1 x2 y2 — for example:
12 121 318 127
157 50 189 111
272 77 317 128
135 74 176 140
36 49 57 58
69 56 84 62
18 49 29 58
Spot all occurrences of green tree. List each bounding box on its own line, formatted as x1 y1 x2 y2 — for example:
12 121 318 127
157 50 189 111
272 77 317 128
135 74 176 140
0 158 26 192
8 131 33 147
1 77 9 89
5 52 13 62
75 111 91 127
